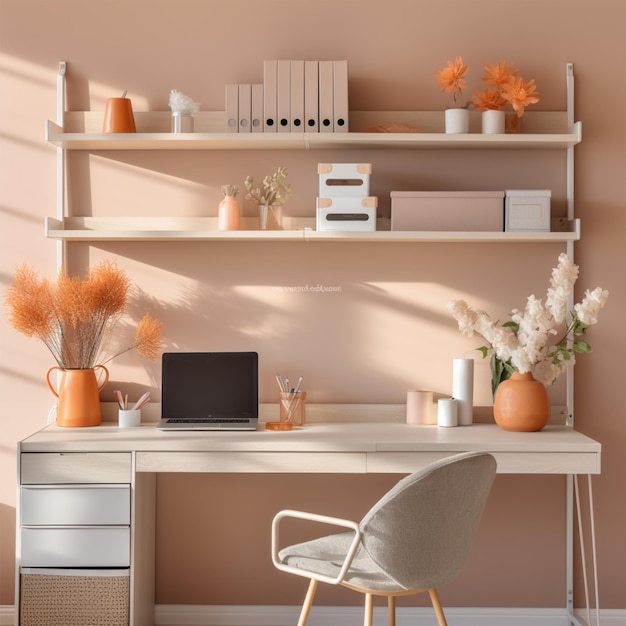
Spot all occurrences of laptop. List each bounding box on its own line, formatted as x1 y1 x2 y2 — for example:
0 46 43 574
157 351 259 431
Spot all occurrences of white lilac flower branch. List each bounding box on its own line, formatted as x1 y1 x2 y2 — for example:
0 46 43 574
244 166 292 207
446 253 609 392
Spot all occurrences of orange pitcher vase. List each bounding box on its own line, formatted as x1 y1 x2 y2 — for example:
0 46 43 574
46 366 109 427
493 371 550 432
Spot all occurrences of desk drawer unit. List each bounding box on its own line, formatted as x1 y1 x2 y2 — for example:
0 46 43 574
18 456 133 625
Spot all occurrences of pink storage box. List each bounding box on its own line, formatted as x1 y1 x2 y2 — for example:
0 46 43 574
390 191 504 232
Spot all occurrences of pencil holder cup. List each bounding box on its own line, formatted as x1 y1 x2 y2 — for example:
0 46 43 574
118 409 141 428
103 97 137 133
279 391 306 426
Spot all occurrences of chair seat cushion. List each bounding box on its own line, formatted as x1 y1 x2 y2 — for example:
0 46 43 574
278 531 408 592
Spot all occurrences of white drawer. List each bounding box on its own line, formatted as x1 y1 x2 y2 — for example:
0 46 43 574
22 485 130 526
21 453 132 484
21 527 130 567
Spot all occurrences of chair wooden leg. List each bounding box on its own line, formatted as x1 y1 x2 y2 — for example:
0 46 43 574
387 595 396 626
297 579 319 626
428 588 448 626
364 592 374 626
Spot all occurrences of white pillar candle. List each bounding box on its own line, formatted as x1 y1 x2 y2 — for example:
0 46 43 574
406 389 434 425
437 397 458 428
452 357 474 426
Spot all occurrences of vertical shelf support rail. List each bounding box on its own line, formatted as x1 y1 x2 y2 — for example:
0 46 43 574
56 61 67 271
564 63 600 626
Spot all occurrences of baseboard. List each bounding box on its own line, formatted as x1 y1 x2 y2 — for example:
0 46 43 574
1 604 624 626
153 604 626 626
0 606 12 626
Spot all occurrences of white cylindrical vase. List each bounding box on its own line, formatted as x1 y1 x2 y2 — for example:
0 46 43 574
452 358 474 426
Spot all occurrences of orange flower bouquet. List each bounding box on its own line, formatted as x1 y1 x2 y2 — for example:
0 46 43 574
5 261 164 370
473 61 540 132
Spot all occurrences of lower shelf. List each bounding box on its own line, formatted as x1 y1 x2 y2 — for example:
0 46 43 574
45 216 581 243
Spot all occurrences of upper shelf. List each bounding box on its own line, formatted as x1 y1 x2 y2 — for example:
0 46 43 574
45 111 582 151
45 216 581 243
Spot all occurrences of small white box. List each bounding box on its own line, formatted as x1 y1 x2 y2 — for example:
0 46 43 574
318 163 371 197
505 190 551 231
316 196 377 231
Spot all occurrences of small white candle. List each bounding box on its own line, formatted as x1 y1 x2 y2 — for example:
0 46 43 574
437 397 458 428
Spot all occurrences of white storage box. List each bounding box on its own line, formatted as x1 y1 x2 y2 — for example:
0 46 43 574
390 191 504 231
505 189 551 231
318 163 371 197
316 196 377 231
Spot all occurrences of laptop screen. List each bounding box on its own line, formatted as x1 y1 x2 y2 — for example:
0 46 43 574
161 352 258 419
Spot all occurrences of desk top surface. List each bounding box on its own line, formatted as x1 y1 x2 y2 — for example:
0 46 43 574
20 421 600 454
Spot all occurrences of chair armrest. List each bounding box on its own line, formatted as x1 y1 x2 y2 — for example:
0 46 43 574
271 509 362 585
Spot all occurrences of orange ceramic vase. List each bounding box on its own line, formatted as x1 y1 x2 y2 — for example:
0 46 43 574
493 371 550 432
102 97 136 133
46 365 109 427
218 195 241 230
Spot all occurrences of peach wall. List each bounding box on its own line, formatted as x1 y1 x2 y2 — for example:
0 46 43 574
1 0 624 612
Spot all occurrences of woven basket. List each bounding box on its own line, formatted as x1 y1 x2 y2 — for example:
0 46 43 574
20 572 129 626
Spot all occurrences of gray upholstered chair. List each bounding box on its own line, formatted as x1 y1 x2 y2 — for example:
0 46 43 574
271 451 497 626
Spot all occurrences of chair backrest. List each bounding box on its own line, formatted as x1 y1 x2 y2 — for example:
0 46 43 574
359 451 496 590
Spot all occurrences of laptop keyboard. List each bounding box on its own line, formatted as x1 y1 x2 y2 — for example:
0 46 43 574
166 418 251 424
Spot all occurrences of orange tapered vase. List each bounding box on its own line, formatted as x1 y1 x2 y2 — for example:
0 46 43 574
102 97 136 133
46 365 109 427
493 371 550 432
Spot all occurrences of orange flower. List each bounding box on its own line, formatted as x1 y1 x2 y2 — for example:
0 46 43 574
473 89 507 111
482 60 518 88
435 56 469 104
502 76 541 117
5 264 56 340
134 314 164 361
5 261 163 369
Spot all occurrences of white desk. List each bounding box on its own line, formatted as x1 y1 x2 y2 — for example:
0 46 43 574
16 415 601 626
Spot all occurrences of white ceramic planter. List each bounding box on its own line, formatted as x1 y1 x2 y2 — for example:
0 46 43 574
445 108 470 134
482 109 505 134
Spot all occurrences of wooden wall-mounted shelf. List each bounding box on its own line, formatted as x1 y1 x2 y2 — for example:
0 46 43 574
45 216 581 243
45 111 582 151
